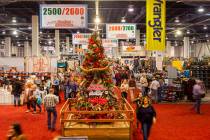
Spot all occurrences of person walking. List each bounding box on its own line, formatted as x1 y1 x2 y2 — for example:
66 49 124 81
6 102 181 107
120 79 129 99
150 77 160 103
192 80 205 114
137 96 156 140
140 74 148 96
11 79 23 107
7 123 27 140
44 88 59 131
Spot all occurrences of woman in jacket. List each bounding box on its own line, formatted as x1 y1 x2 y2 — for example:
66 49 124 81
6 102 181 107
137 96 156 140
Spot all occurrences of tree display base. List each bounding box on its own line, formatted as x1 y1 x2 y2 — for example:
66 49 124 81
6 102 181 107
60 99 134 140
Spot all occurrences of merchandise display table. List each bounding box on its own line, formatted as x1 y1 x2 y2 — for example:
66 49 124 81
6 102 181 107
0 88 14 105
60 99 134 140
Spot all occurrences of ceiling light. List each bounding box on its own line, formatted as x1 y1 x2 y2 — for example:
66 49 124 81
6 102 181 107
1 41 5 44
40 31 42 34
18 44 21 47
28 26 32 30
203 25 208 30
175 29 182 36
12 17 17 23
186 30 190 34
13 30 17 35
206 34 209 38
128 5 134 12
48 40 52 45
2 31 6 35
77 31 80 34
121 17 126 23
191 41 194 44
207 40 209 42
175 17 180 23
26 36 28 40
198 6 205 13
94 16 101 24
15 35 19 38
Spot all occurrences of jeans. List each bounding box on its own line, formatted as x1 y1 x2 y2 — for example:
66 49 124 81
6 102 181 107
14 95 20 106
151 89 158 103
33 102 42 112
142 123 152 140
193 98 201 114
46 107 57 129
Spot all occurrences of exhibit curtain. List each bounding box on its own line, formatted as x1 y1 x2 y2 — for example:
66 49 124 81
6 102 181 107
146 0 166 51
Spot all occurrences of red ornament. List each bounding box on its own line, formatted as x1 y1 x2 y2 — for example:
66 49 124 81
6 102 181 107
89 38 95 45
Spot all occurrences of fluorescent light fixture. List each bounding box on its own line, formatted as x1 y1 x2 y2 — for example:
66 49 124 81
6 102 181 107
203 25 208 30
198 6 205 13
175 30 182 36
175 17 180 23
121 17 126 23
13 30 17 35
94 17 101 24
48 40 52 45
128 5 134 12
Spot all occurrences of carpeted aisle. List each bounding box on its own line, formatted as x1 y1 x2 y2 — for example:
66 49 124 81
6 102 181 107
1 103 210 140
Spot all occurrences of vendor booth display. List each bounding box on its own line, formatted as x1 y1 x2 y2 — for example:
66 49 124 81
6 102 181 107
60 33 134 140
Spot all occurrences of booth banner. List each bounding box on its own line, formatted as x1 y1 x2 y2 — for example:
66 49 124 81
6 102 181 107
104 47 113 57
72 33 91 45
106 24 136 39
40 4 88 29
122 45 142 52
156 56 163 71
33 57 50 72
172 60 184 71
102 39 118 48
146 0 166 51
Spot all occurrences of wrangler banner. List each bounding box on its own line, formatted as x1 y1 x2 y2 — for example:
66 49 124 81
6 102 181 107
146 0 166 51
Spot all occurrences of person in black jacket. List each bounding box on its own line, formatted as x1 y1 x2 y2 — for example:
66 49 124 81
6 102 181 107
11 79 23 107
136 96 156 140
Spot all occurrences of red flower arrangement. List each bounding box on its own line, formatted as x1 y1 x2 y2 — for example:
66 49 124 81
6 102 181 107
88 98 108 105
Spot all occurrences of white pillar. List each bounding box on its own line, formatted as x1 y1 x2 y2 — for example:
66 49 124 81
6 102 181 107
32 15 39 57
24 41 31 57
184 37 190 58
55 30 60 57
66 36 70 54
136 30 140 46
12 44 17 56
5 37 11 57
166 41 171 57
171 46 175 57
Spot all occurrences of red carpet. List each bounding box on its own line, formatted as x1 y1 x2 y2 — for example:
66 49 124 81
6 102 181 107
1 103 210 140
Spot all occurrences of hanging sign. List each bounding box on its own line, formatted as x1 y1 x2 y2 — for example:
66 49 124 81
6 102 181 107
122 45 142 52
106 24 136 39
102 39 118 48
72 33 91 45
146 0 166 51
40 4 88 29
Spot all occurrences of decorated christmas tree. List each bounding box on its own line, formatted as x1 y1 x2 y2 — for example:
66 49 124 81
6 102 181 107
80 32 113 89
75 32 121 112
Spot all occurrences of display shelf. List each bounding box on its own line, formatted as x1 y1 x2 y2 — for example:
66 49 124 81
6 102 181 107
60 98 134 140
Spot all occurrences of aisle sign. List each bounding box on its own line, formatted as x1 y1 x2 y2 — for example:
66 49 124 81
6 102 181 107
122 45 142 52
72 33 91 45
102 39 118 48
106 24 136 39
40 4 87 29
146 0 166 51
